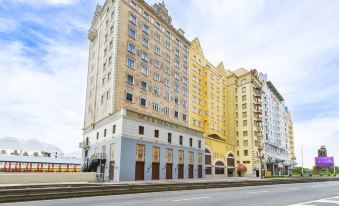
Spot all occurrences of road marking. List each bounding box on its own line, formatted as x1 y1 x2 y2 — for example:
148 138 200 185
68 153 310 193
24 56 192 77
248 190 268 194
287 195 339 206
172 196 210 202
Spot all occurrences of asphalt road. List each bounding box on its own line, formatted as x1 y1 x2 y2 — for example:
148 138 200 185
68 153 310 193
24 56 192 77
1 181 339 206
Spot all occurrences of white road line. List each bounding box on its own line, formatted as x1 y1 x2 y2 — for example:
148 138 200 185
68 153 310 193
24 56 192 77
314 199 339 204
285 187 299 190
248 190 268 194
287 195 339 206
172 196 210 202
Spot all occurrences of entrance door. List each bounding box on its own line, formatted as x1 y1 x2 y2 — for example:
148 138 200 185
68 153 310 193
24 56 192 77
166 163 172 179
109 161 114 181
135 162 145 181
198 165 202 178
152 163 160 180
189 165 194 178
178 164 184 179
256 170 260 177
227 168 234 177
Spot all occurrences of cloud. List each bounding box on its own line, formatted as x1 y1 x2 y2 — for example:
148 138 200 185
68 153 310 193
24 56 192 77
0 0 79 6
0 17 18 32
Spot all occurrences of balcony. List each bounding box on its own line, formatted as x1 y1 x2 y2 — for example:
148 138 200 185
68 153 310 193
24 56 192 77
254 110 262 114
256 126 263 131
254 102 262 106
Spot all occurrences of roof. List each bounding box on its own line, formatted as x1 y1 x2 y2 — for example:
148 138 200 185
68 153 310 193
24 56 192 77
267 81 284 102
0 155 82 165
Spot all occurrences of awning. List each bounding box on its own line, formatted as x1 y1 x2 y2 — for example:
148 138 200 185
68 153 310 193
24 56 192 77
237 164 247 173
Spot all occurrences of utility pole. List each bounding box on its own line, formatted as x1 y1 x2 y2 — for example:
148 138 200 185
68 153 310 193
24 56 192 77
301 145 304 177
334 154 336 176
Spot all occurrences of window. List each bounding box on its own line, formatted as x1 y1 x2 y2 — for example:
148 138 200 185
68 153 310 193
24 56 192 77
141 51 148 61
241 79 247 84
174 96 179 104
126 92 133 101
174 72 179 80
182 100 187 108
154 33 161 42
183 114 187 121
244 150 249 156
164 91 170 100
127 74 134 84
127 58 135 69
140 65 148 75
243 131 248 136
242 103 247 110
163 107 169 115
243 140 248 147
189 138 193 147
155 21 160 29
143 24 149 34
165 54 171 62
96 132 99 140
154 59 160 68
140 97 147 106
175 61 179 68
164 79 170 87
141 81 147 90
242 95 246 101
179 135 183 145
168 133 172 143
152 103 160 111
128 28 136 39
154 46 160 55
128 43 135 54
164 67 171 75
153 86 160 95
129 14 136 24
112 125 116 134
182 77 187 85
242 87 246 93
142 37 149 47
165 42 171 50
130 1 137 9
153 73 160 82
143 11 149 19
139 126 144 135
174 111 179 118
175 49 180 57
243 120 247 126
183 55 188 63
104 129 107 137
198 140 201 149
242 112 247 118
154 130 159 138
174 84 179 92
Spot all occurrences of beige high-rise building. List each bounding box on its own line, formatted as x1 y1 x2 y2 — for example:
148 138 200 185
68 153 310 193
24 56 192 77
227 68 264 177
81 0 204 182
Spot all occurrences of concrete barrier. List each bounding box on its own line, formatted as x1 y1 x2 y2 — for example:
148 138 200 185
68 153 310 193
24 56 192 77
0 172 97 184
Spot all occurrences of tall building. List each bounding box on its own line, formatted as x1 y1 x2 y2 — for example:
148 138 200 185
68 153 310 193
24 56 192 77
286 109 296 170
228 69 264 177
81 0 204 181
189 39 237 177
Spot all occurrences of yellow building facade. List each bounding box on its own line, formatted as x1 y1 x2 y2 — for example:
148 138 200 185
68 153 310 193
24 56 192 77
189 39 237 177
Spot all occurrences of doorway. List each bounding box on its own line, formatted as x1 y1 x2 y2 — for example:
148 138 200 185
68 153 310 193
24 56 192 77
178 164 184 179
166 163 172 179
109 161 114 181
135 162 145 181
152 163 160 180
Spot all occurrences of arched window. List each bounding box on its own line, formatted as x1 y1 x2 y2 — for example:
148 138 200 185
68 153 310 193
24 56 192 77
227 153 235 167
215 161 225 174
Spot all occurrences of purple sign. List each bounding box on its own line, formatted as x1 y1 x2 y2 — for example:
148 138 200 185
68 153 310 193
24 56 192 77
315 157 334 167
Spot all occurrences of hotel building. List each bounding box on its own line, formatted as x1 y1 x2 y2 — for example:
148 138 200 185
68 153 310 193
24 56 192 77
81 0 204 181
